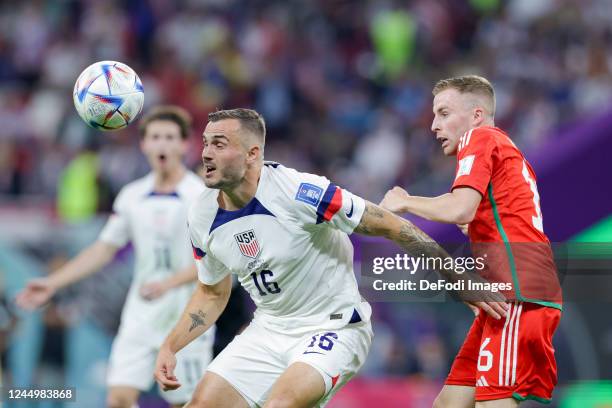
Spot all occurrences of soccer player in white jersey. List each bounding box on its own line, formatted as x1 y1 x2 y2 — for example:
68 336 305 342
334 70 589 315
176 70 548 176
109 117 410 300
154 108 508 408
16 106 215 408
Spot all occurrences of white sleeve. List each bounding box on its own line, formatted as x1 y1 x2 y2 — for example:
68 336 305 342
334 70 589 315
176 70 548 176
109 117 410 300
98 190 130 248
189 224 231 285
280 167 366 234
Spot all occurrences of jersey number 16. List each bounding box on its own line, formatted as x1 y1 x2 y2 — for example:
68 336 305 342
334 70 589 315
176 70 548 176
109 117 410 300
251 270 281 296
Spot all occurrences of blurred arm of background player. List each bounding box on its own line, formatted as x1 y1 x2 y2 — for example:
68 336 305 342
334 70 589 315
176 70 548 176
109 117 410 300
139 264 198 301
155 275 231 391
14 240 118 310
354 201 508 320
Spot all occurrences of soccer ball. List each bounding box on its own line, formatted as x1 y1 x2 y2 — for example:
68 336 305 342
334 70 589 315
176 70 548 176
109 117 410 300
73 61 144 130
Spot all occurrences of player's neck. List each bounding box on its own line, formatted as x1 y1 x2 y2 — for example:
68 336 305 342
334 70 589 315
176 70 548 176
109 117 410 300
219 164 262 210
153 165 186 193
475 119 495 128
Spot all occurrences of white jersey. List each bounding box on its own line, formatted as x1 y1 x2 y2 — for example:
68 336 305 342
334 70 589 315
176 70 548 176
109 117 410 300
188 162 371 335
99 171 207 344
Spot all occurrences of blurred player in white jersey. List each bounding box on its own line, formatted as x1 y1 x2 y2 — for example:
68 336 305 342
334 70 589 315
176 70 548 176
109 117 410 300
154 108 507 408
16 106 215 408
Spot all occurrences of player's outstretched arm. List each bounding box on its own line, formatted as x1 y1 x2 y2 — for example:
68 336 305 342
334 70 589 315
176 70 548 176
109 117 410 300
380 186 481 224
155 275 231 391
354 201 508 319
15 240 118 310
140 263 198 301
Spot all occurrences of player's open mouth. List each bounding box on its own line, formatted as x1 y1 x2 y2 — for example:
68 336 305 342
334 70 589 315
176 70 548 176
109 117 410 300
439 137 449 148
205 164 216 176
158 154 167 162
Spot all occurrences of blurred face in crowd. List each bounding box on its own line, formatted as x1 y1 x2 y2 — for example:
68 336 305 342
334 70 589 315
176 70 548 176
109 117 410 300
431 88 487 156
201 119 260 190
140 120 187 174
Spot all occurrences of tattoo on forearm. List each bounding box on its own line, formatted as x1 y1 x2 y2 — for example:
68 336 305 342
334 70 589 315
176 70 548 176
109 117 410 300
188 310 206 332
355 203 495 302
397 223 435 247
356 202 454 277
397 221 448 259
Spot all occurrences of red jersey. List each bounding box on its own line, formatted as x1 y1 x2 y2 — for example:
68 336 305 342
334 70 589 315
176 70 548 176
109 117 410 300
452 126 562 309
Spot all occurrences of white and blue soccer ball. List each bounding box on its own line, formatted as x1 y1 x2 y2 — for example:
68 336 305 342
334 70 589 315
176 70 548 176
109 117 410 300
73 60 144 130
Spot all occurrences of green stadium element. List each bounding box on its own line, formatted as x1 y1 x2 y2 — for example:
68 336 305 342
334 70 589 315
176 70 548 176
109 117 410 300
572 214 612 243
370 9 416 79
560 381 612 407
566 214 612 262
57 152 99 223
470 0 500 14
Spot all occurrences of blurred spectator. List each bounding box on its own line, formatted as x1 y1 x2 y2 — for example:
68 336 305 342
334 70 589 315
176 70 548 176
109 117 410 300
0 0 611 204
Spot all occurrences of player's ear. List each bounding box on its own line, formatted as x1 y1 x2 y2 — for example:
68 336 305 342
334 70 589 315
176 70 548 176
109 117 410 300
473 106 485 126
246 144 261 165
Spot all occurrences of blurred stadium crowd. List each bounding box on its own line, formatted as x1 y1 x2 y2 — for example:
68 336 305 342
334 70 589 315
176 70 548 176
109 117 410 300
1 0 612 406
1 0 612 204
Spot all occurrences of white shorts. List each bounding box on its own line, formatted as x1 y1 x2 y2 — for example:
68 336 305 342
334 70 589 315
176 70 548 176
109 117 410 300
206 318 373 407
107 327 215 404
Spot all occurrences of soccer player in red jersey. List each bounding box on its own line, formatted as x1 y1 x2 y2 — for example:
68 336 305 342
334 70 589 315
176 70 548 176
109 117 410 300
381 75 562 407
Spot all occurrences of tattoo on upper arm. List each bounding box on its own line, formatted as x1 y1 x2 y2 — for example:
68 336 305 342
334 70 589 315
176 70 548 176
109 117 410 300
356 202 449 260
188 310 206 332
354 202 387 236
366 204 385 219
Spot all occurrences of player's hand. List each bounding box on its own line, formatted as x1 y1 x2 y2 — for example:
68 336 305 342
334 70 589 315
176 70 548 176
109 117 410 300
465 300 509 320
457 224 469 236
380 186 410 214
140 281 171 301
456 271 509 320
155 346 181 391
15 278 56 310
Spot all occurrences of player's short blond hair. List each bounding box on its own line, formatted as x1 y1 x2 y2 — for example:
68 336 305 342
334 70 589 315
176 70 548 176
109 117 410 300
433 75 496 116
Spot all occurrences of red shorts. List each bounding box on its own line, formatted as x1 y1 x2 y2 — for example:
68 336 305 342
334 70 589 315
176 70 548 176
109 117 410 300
445 302 561 403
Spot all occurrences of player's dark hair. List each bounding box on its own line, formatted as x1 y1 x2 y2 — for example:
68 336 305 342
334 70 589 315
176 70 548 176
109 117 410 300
139 105 192 140
433 75 496 115
208 108 266 146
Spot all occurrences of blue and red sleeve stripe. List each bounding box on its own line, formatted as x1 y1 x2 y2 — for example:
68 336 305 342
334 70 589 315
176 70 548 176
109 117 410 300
316 184 343 224
191 243 206 260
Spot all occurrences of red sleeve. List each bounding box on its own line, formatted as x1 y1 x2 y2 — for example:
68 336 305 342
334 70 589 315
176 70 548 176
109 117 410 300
451 128 496 196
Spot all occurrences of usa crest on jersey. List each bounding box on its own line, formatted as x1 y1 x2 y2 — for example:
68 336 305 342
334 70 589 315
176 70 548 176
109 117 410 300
234 230 260 258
